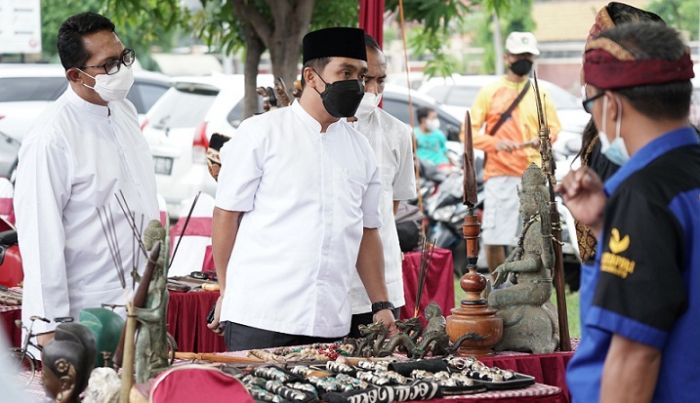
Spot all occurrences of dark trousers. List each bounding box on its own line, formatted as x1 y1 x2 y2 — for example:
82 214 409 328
348 307 401 338
223 322 339 351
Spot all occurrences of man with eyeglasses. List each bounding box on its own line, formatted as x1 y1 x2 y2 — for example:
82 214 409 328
573 3 665 266
561 22 700 402
14 12 159 346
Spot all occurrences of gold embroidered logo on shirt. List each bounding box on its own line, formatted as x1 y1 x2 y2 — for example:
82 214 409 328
608 228 630 254
601 228 635 279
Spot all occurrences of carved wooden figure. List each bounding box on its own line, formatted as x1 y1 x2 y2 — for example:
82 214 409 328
42 323 97 403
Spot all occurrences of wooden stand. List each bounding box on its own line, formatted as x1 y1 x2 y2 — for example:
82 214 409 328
446 215 503 356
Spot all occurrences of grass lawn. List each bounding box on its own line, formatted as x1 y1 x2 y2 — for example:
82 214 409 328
453 277 581 339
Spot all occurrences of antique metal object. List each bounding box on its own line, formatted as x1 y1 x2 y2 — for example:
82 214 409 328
446 111 503 356
487 164 559 353
533 72 571 351
41 323 97 403
133 220 170 383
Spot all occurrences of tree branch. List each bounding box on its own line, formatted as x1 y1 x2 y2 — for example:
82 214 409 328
263 0 290 28
293 0 315 35
230 0 273 46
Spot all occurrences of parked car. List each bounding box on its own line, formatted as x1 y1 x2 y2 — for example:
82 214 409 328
141 74 273 215
0 64 171 180
381 84 464 141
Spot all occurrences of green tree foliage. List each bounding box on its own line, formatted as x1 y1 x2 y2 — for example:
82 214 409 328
40 0 182 69
192 0 358 117
472 0 535 74
648 0 700 40
195 0 357 69
386 0 470 78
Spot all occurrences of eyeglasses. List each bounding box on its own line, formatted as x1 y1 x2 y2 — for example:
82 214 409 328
80 48 135 75
582 91 605 114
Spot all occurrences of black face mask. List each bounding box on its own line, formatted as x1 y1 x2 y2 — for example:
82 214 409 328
313 70 365 118
510 59 533 76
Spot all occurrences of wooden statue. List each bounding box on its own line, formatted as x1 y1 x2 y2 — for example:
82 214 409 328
42 323 97 403
134 220 170 383
488 163 559 353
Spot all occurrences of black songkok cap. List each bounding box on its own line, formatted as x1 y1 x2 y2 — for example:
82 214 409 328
303 27 367 64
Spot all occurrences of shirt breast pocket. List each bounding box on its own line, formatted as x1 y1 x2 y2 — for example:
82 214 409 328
336 167 366 205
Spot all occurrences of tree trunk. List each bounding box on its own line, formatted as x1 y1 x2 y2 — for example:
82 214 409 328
492 13 504 76
232 1 267 119
243 34 265 118
268 38 304 91
232 0 314 103
265 0 314 90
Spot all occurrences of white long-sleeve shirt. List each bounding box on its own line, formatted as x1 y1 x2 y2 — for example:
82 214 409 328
350 104 417 314
14 86 159 334
215 101 382 338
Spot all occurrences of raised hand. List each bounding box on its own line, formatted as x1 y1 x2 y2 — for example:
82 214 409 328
556 167 606 229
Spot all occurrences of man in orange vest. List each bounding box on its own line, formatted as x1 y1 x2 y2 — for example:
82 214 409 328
469 31 560 273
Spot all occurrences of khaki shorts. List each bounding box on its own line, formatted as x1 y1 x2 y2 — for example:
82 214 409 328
482 176 520 246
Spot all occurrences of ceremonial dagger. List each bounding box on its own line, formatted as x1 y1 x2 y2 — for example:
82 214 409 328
532 72 571 351
463 111 478 213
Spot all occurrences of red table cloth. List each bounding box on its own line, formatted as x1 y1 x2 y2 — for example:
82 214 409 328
167 290 226 353
480 351 574 403
0 291 227 353
400 248 455 324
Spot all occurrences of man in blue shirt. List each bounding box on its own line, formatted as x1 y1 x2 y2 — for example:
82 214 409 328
559 22 699 402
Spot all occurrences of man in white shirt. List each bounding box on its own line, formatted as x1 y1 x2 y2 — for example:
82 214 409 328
209 27 395 350
14 12 159 346
348 34 417 336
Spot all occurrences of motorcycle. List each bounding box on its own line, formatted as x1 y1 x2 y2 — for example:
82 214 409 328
413 140 583 292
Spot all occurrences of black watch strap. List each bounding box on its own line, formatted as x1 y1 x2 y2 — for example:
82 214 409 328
371 301 394 314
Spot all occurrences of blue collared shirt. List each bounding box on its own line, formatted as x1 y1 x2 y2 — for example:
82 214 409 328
567 127 700 402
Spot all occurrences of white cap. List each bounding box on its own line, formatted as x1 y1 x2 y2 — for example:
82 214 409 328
505 32 540 56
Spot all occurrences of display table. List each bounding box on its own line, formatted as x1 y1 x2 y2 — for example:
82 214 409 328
480 351 573 402
167 248 456 354
167 290 226 353
20 365 563 403
0 292 226 353
173 351 565 403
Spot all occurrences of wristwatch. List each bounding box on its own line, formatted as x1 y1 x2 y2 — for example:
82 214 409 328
371 301 395 314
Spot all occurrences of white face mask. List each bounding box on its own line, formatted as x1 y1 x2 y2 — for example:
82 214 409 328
427 118 441 132
80 65 134 102
597 96 629 166
357 92 382 115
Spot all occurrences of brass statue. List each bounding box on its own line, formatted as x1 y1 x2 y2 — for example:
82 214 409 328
351 303 452 358
356 322 389 357
42 323 97 403
488 164 559 354
394 317 422 345
134 220 170 383
414 303 450 358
